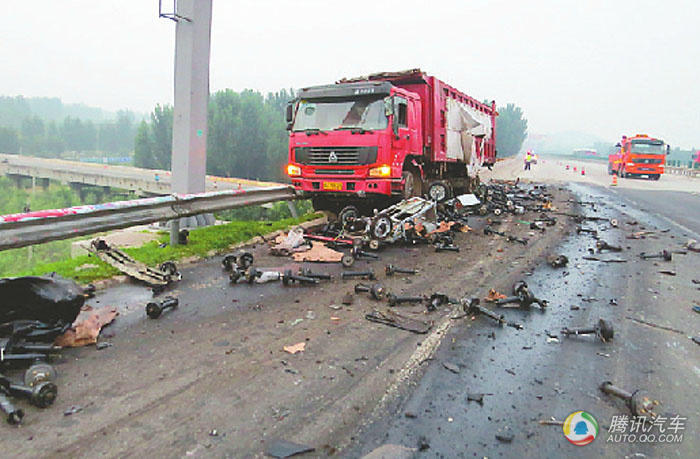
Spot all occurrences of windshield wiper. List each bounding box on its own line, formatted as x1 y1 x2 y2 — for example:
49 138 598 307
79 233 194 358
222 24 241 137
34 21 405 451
304 128 328 136
334 127 373 134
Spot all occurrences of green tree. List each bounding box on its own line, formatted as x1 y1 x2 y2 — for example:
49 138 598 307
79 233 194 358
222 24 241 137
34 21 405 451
20 116 46 154
0 126 20 154
496 103 528 157
133 120 156 168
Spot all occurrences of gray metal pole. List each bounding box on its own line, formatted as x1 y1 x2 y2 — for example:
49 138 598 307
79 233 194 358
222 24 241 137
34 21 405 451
170 0 213 243
287 201 299 219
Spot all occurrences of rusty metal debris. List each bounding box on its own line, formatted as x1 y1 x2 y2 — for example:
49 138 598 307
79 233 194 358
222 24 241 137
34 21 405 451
354 283 385 300
387 294 424 307
0 392 23 425
55 306 118 347
600 381 660 417
496 281 548 309
341 270 376 281
0 372 57 409
146 296 179 319
385 264 417 276
484 289 507 302
561 318 614 342
365 309 433 334
89 239 180 293
483 226 528 245
299 268 332 281
282 270 319 286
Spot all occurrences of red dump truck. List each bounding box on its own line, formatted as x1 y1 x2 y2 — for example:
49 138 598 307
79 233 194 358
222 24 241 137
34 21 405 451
608 134 668 180
285 69 497 213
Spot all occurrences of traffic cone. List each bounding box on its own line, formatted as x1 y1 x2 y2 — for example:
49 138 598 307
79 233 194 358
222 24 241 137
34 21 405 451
574 166 577 172
581 168 585 176
611 174 618 186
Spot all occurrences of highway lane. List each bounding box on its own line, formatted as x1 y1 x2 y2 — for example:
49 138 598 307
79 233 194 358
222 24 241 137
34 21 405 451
612 187 700 237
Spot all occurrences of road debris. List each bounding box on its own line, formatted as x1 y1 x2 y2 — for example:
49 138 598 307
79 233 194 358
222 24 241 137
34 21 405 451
55 306 118 347
341 270 376 281
283 342 306 354
461 297 523 329
0 392 23 425
496 281 548 309
484 289 507 302
596 240 623 252
547 254 568 268
561 318 614 342
145 296 179 319
442 362 460 374
291 241 344 263
354 283 385 300
89 238 180 293
640 250 672 261
600 381 660 417
365 309 433 334
264 438 315 458
387 294 424 307
467 393 490 404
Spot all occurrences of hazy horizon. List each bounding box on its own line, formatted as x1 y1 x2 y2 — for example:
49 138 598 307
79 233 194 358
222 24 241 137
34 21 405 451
2 0 698 148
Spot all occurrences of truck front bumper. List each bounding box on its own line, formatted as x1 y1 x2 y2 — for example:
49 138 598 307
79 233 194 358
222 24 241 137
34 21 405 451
290 177 402 197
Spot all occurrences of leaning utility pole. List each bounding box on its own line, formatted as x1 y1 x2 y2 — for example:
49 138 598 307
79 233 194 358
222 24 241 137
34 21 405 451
160 0 214 244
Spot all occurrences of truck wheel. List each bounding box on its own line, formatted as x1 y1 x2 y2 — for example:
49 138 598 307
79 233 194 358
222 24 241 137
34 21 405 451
402 170 422 199
651 174 660 181
426 181 451 203
338 205 359 229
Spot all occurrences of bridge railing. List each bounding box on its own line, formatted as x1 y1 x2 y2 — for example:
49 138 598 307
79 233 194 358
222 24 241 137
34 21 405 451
0 186 298 251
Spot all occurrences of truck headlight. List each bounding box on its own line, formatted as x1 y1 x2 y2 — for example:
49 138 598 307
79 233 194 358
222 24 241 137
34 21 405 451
627 162 635 166
368 165 391 177
286 164 301 177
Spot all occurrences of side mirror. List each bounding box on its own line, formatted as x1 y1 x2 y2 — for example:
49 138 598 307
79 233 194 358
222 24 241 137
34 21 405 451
285 102 294 130
384 97 394 116
665 144 670 154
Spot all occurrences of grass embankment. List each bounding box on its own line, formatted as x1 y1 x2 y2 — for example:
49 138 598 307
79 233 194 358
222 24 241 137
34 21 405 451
13 213 319 284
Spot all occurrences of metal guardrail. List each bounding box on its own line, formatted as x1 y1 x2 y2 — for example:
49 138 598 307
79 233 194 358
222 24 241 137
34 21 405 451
666 166 699 178
0 186 298 251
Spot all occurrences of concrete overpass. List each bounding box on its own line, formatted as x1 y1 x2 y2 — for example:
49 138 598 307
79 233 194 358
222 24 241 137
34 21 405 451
0 153 281 197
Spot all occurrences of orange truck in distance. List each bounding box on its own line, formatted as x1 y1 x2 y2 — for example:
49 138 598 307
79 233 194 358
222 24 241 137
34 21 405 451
608 134 669 180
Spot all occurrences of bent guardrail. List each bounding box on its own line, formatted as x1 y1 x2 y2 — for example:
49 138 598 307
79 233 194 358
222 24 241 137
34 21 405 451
0 186 298 251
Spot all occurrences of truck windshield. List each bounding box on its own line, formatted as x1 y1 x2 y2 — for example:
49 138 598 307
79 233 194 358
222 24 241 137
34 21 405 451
293 97 388 132
630 141 664 154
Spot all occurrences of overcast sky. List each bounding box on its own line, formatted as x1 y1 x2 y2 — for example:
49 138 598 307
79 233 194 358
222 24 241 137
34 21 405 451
1 0 698 148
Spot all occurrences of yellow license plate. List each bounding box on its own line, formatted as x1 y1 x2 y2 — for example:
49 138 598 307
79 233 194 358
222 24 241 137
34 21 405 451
323 181 342 191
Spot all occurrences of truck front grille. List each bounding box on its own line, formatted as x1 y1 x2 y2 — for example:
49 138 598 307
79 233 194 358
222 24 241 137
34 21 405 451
295 146 377 166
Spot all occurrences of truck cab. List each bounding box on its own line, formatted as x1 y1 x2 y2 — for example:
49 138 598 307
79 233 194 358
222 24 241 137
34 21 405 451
608 134 667 180
285 70 497 214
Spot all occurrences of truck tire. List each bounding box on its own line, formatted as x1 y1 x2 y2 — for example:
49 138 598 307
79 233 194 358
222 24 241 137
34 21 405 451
651 174 660 181
426 181 451 203
402 170 422 199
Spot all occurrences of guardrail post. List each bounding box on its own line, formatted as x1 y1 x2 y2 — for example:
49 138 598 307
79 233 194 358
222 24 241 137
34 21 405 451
170 219 180 247
287 202 299 219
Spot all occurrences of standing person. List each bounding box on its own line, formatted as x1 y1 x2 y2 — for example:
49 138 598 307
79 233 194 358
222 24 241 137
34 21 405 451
524 150 532 170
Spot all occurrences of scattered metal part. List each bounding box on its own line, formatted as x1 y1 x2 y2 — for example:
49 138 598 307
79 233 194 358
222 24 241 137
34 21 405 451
658 270 676 276
538 419 564 426
434 241 460 252
496 281 548 309
351 246 379 260
341 253 355 267
461 297 523 329
640 250 672 261
23 362 56 387
576 226 598 236
341 293 354 305
582 256 627 263
547 255 568 268
63 405 83 416
146 296 179 319
354 283 385 300
341 270 376 281
385 264 418 276
0 393 23 425
0 374 57 408
600 381 660 417
299 268 332 280
387 294 424 307
365 309 433 334
442 362 460 374
426 293 451 311
89 238 181 289
596 240 622 252
282 270 319 286
561 318 614 342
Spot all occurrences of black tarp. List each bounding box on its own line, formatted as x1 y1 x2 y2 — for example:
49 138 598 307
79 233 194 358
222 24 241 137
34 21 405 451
0 274 85 325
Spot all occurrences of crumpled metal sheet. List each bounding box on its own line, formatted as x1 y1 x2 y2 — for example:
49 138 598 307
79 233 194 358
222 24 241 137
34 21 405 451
55 305 118 347
291 241 343 263
0 273 85 324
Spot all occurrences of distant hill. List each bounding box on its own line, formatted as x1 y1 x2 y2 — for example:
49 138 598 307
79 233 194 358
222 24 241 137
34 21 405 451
0 96 142 129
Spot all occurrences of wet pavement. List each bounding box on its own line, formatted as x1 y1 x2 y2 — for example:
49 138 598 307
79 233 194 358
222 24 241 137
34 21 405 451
354 182 699 457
